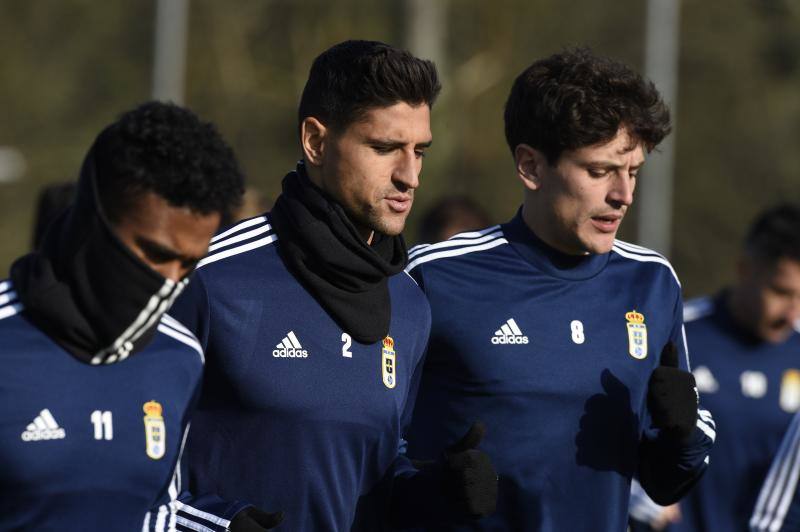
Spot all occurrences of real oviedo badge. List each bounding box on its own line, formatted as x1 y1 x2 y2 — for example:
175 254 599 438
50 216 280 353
626 310 648 360
143 400 166 460
381 336 397 389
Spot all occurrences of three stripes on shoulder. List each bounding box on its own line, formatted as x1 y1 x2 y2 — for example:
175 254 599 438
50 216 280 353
199 215 277 269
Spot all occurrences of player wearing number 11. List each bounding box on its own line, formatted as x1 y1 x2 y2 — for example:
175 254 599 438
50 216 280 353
404 48 715 530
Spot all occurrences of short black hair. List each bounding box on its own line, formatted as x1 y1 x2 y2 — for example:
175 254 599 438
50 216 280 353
745 203 800 266
94 101 244 222
298 39 441 132
504 48 671 163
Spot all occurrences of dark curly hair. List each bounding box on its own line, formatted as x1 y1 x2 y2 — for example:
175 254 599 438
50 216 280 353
745 203 800 266
298 40 441 133
504 48 671 163
94 101 244 223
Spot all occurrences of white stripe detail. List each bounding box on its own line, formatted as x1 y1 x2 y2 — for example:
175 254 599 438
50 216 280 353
281 338 292 350
508 319 523 336
501 324 513 336
210 215 268 243
403 270 420 287
0 280 11 295
175 516 215 532
161 314 195 337
198 234 278 269
406 238 509 271
751 414 800 531
613 239 666 257
91 278 186 365
0 290 17 306
155 503 168 532
681 324 691 371
698 409 715 427
446 225 504 240
696 418 716 442
34 417 47 430
40 409 58 429
0 302 22 321
611 245 681 286
287 331 302 349
408 229 504 261
174 501 231 528
208 223 273 252
142 512 151 532
157 324 204 364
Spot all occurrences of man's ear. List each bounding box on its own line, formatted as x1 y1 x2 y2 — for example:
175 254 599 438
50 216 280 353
515 144 547 192
300 117 328 166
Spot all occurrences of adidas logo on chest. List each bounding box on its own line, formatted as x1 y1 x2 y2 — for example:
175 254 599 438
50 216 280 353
21 409 66 441
272 331 309 358
491 318 529 345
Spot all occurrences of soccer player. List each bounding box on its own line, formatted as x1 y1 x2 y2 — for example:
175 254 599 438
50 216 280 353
631 203 800 532
631 204 800 532
171 40 497 531
404 48 715 530
0 102 280 531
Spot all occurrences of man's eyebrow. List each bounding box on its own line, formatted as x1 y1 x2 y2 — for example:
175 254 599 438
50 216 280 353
584 158 645 169
136 236 198 262
367 137 433 149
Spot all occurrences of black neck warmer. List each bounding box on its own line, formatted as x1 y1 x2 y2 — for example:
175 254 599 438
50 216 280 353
270 164 408 344
10 141 187 365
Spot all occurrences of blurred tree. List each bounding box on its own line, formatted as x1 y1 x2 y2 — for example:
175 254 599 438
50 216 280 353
0 0 798 299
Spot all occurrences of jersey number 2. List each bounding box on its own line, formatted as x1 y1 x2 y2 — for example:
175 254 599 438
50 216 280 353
341 333 353 358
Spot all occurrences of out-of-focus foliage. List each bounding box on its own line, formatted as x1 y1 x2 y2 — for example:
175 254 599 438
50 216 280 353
1 0 798 297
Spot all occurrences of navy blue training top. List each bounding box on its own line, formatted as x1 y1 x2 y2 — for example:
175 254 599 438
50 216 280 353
0 279 247 532
668 294 800 532
405 213 714 531
171 214 431 531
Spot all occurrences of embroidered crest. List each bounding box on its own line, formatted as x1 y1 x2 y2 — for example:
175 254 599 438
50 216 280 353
143 400 166 460
381 337 397 389
626 310 647 360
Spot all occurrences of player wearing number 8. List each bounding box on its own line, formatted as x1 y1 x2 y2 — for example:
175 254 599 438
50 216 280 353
404 48 714 530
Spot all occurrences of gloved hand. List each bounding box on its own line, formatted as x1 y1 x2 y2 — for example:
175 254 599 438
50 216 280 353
442 421 498 519
229 506 284 531
647 342 698 442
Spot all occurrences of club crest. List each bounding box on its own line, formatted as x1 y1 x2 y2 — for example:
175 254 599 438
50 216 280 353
143 400 166 460
381 336 397 389
626 310 648 360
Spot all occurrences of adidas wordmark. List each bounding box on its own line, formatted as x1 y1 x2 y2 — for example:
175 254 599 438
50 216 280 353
491 318 529 345
273 331 309 358
21 409 66 441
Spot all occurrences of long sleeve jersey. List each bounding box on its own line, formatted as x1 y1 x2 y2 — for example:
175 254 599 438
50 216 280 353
170 214 431 531
0 279 247 531
404 212 714 531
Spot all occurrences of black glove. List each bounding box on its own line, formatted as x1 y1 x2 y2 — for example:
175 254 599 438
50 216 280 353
229 506 284 531
647 343 698 442
442 421 498 519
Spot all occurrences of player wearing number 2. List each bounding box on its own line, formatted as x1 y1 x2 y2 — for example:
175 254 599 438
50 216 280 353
404 48 715 530
171 40 498 531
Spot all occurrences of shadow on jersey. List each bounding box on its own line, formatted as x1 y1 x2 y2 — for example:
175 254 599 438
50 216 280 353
575 369 639 477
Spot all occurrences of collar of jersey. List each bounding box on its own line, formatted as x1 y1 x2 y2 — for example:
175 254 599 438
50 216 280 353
501 209 610 281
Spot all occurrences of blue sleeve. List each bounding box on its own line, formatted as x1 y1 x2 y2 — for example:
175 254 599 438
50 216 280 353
638 288 715 505
750 413 800 531
170 270 212 352
144 296 252 531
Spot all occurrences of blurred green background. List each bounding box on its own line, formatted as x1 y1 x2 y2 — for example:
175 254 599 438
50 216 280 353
1 0 798 297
